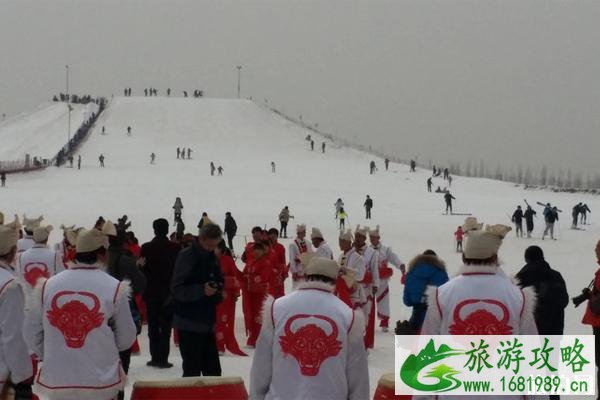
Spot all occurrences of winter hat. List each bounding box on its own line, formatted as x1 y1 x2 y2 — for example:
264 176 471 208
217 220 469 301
369 225 381 237
101 220 117 237
33 225 53 243
23 214 44 232
76 228 109 253
296 224 306 232
300 251 317 267
311 227 324 240
305 257 339 280
463 224 512 260
0 215 21 256
153 218 169 236
60 225 82 247
339 229 353 242
354 224 369 237
462 217 483 233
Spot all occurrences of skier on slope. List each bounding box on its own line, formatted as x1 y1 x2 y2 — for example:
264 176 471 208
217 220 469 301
426 177 432 192
542 205 558 240
0 172 5 187
172 197 183 225
127 126 132 136
187 148 191 159
77 155 81 170
210 162 216 176
177 147 180 159
99 154 105 167
369 160 377 175
217 166 223 176
334 198 344 219
310 140 315 151
512 205 524 238
524 205 537 238
384 158 390 171
278 206 293 238
150 153 156 164
581 204 591 224
321 142 326 153
572 203 583 229
337 207 348 230
410 159 416 172
444 192 455 214
364 195 373 219
271 161 276 173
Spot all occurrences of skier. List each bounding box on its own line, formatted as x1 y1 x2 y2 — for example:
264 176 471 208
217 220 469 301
542 205 558 240
448 175 453 187
364 195 373 219
99 154 105 167
321 142 326 153
310 140 315 151
187 148 191 159
144 89 148 96
444 191 455 214
0 172 5 187
181 148 186 160
177 147 180 159
167 88 171 96
150 153 156 164
127 126 132 136
410 159 416 172
102 126 106 135
369 226 405 333
524 205 537 238
310 227 333 259
224 212 237 251
288 224 312 288
217 166 223 176
334 198 344 219
271 161 276 173
432 165 437 176
512 205 524 237
278 206 293 238
581 204 591 224
77 155 81 170
454 225 464 252
384 158 390 171
426 177 432 192
443 168 449 180
210 162 216 176
337 207 348 230
172 197 183 225
183 91 188 97
572 203 582 229
369 160 377 174
354 225 379 349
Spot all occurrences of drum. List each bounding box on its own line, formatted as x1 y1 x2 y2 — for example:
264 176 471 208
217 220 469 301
131 376 248 400
373 373 412 400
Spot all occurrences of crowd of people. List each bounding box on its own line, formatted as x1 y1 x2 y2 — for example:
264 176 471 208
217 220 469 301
122 88 205 98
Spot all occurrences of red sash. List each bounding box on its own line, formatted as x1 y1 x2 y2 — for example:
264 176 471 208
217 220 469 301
360 271 373 285
335 277 353 307
379 262 394 280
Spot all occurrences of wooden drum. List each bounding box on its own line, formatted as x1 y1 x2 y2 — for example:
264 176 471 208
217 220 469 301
131 376 248 400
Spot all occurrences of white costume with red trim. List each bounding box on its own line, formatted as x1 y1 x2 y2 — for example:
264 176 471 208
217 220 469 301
17 236 35 254
17 244 63 297
371 244 403 328
250 281 369 400
314 241 333 260
288 238 312 288
24 262 137 400
418 264 539 400
0 261 33 389
338 249 366 310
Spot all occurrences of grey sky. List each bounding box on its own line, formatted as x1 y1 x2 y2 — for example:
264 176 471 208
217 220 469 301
1 0 599 176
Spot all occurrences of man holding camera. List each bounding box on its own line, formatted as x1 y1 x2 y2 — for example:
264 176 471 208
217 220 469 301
581 239 600 398
171 223 224 377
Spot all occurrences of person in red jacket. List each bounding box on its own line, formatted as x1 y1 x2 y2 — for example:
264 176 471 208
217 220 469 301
240 226 264 264
454 226 464 253
215 241 247 356
243 242 274 347
267 228 286 298
581 239 600 392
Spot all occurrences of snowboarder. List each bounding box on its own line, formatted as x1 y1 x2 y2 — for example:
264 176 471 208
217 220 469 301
364 195 373 219
217 166 223 176
581 204 591 224
337 207 348 230
288 224 312 288
278 206 293 238
454 226 464 252
334 198 344 219
172 197 183 225
0 172 5 187
321 142 326 153
444 192 455 214
427 177 433 192
150 153 156 164
310 140 315 151
369 160 377 175
99 154 105 168
572 203 582 229
210 162 216 176
187 148 191 159
512 206 524 237
77 155 81 170
524 205 537 238
410 159 416 172
271 161 276 173
177 147 180 159
384 158 390 171
127 126 132 136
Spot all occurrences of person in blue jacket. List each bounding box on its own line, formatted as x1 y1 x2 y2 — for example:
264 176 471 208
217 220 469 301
403 249 449 331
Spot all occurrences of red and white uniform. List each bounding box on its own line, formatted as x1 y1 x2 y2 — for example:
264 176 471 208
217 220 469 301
419 264 538 400
24 262 137 400
371 243 403 329
250 281 369 400
16 244 63 297
243 256 275 347
216 254 246 356
0 261 33 390
55 240 76 269
17 235 35 254
288 238 312 288
314 241 334 259
269 243 287 298
337 249 366 310
356 244 379 348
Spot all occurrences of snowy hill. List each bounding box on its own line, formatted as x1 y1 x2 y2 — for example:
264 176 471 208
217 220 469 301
2 97 600 398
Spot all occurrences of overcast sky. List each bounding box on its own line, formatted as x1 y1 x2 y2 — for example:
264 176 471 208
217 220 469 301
1 0 599 176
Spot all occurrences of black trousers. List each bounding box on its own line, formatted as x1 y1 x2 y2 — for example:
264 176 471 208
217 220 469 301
227 233 235 250
147 300 173 364
280 221 288 238
179 330 221 377
366 208 372 219
118 348 132 400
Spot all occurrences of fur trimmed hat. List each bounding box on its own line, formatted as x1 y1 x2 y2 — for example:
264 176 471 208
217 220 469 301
462 217 483 233
60 225 82 247
339 229 353 242
23 214 44 231
368 225 381 237
300 251 317 267
76 228 109 253
311 227 324 240
101 220 117 237
33 225 53 243
463 224 512 260
296 224 307 232
305 257 339 280
0 215 21 256
354 224 369 237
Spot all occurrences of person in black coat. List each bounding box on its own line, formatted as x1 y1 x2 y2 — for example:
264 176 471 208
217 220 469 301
524 206 536 238
224 212 237 251
512 206 524 238
516 246 569 335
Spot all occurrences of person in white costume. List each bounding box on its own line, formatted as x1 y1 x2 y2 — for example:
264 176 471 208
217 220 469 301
310 227 333 259
337 229 366 310
250 256 369 400
353 225 379 348
0 216 34 399
418 223 541 400
288 224 313 288
17 225 63 297
368 225 405 332
24 228 137 400
17 215 44 254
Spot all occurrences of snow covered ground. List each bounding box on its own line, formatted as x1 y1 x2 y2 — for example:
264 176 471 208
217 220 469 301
0 101 96 161
2 97 599 399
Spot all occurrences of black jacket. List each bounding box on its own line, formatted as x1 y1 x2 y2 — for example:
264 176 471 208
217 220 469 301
107 246 147 295
516 261 569 335
512 209 524 224
171 240 224 332
224 215 237 236
140 236 180 301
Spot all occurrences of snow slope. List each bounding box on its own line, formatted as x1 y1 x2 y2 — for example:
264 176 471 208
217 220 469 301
0 101 95 161
2 97 599 399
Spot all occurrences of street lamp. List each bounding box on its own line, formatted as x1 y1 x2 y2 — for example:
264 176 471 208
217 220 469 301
236 65 242 98
66 65 71 142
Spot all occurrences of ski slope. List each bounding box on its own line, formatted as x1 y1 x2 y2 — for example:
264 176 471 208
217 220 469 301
2 97 600 399
0 101 97 161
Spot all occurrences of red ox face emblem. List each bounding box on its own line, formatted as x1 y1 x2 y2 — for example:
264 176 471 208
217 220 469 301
279 314 342 376
449 299 513 335
23 262 49 288
47 291 105 349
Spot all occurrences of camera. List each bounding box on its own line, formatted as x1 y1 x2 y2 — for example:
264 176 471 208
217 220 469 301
572 288 592 308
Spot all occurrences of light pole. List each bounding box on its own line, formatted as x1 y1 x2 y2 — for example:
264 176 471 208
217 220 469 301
236 65 242 98
66 65 71 142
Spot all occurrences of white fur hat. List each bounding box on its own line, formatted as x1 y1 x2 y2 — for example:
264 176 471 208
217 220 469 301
462 217 483 233
463 224 512 260
23 214 44 231
300 251 317 267
369 225 381 237
33 225 53 243
311 227 324 240
339 229 353 242
101 220 117 237
61 225 82 247
0 215 21 256
354 224 369 237
76 229 109 253
305 257 339 280
296 224 307 232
